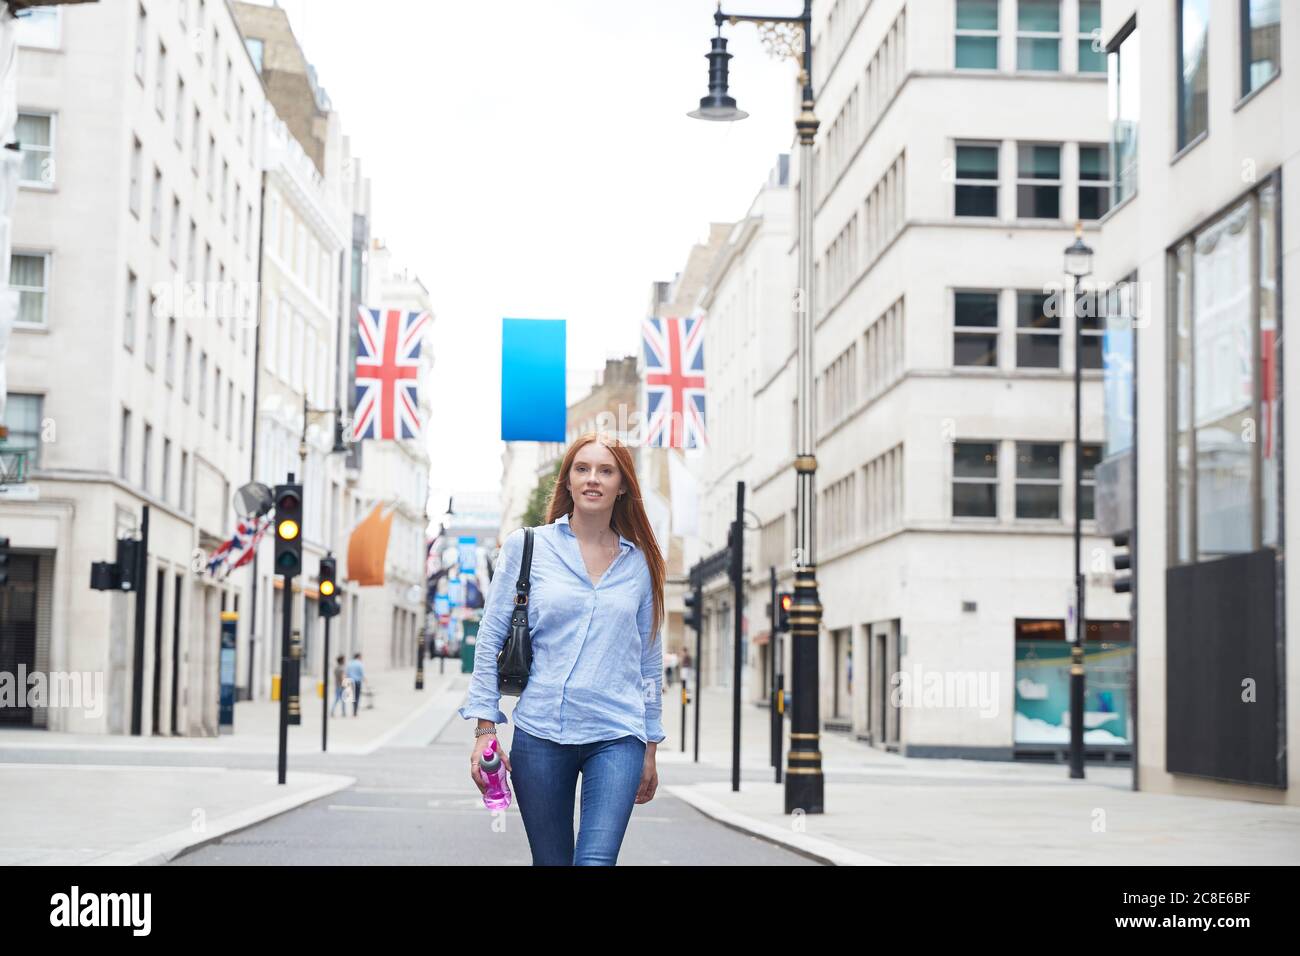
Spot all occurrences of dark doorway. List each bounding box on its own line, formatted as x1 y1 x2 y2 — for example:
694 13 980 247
0 554 39 726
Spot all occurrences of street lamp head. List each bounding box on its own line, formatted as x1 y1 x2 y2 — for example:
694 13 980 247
688 30 749 122
1063 222 1094 279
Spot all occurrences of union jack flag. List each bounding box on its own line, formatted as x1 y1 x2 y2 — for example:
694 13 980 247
206 516 270 579
353 307 431 441
642 314 707 448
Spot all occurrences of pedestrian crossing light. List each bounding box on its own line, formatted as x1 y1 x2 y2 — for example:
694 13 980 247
683 590 702 633
273 481 303 578
318 555 340 618
777 592 794 632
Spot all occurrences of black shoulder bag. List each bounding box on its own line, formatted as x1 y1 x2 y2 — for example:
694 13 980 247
496 528 535 697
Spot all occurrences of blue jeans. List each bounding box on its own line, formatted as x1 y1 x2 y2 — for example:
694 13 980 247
509 726 646 866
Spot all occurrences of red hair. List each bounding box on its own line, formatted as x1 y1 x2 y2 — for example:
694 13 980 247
544 433 665 642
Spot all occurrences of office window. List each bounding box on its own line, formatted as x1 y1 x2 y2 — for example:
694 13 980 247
203 242 212 315
134 5 147 82
191 107 201 172
207 134 215 196
1079 288 1104 369
1016 291 1059 368
150 167 162 242
1170 179 1280 562
198 351 208 416
180 450 190 512
169 195 181 263
213 367 221 430
165 317 177 386
955 143 999 217
220 159 228 222
1080 443 1102 520
10 253 49 326
2 394 43 468
953 441 999 518
954 291 999 367
1017 144 1061 219
1241 0 1281 95
122 269 137 349
1109 24 1140 203
155 42 167 114
956 0 998 69
1078 0 1105 72
142 423 153 494
145 293 158 369
183 334 193 402
186 219 198 284
239 393 246 450
226 381 234 441
246 37 264 74
174 77 185 144
16 113 53 186
178 0 187 30
1017 0 1061 71
120 408 133 481
211 28 220 88
1016 442 1061 518
234 183 241 242
129 137 142 216
1078 144 1111 220
14 6 60 48
162 437 172 504
224 57 233 115
1176 0 1210 149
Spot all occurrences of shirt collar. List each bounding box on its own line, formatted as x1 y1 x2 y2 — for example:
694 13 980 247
555 511 634 550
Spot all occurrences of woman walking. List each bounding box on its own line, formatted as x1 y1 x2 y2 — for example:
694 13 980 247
458 433 666 865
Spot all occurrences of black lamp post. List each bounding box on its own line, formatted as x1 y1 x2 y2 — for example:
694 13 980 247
1064 223 1094 780
688 1 823 816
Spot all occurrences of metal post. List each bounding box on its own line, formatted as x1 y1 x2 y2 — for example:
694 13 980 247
322 612 330 752
770 565 778 773
1070 274 1086 779
785 0 824 815
693 583 702 765
130 505 150 736
731 481 744 792
278 472 295 785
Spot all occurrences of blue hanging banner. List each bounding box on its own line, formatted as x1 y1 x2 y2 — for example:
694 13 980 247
501 318 566 441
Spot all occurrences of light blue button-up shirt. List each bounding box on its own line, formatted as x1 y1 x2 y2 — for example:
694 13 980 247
457 512 665 745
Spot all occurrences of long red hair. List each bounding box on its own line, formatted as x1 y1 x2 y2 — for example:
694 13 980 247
544 433 665 642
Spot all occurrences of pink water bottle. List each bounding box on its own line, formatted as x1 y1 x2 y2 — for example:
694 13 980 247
479 737 512 811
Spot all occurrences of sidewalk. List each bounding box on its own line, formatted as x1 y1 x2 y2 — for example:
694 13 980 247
0 664 464 756
0 665 467 865
659 685 1300 866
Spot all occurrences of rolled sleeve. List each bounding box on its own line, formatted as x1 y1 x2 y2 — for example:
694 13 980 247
455 528 525 726
637 576 666 744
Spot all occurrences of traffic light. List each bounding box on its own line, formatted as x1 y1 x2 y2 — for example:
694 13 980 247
776 591 793 632
273 482 303 577
318 556 340 618
1112 531 1132 594
0 536 9 587
683 590 702 632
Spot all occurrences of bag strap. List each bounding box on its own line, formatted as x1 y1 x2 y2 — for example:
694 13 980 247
514 528 534 604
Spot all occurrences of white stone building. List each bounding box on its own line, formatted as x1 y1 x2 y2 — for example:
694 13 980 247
690 156 794 701
1095 0 1296 802
1 0 266 734
801 0 1126 759
352 237 432 671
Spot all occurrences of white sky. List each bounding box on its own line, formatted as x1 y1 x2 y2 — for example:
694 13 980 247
264 0 797 517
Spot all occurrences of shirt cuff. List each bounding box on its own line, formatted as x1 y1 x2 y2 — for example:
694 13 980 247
458 704 509 725
644 716 666 744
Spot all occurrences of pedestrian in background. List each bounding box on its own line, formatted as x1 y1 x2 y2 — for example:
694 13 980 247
330 655 349 717
345 653 365 716
458 433 666 866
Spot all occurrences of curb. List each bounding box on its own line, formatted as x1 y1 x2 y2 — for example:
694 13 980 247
664 784 893 867
87 772 356 866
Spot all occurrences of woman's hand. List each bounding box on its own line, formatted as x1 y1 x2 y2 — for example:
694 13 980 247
470 731 511 793
634 745 658 804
